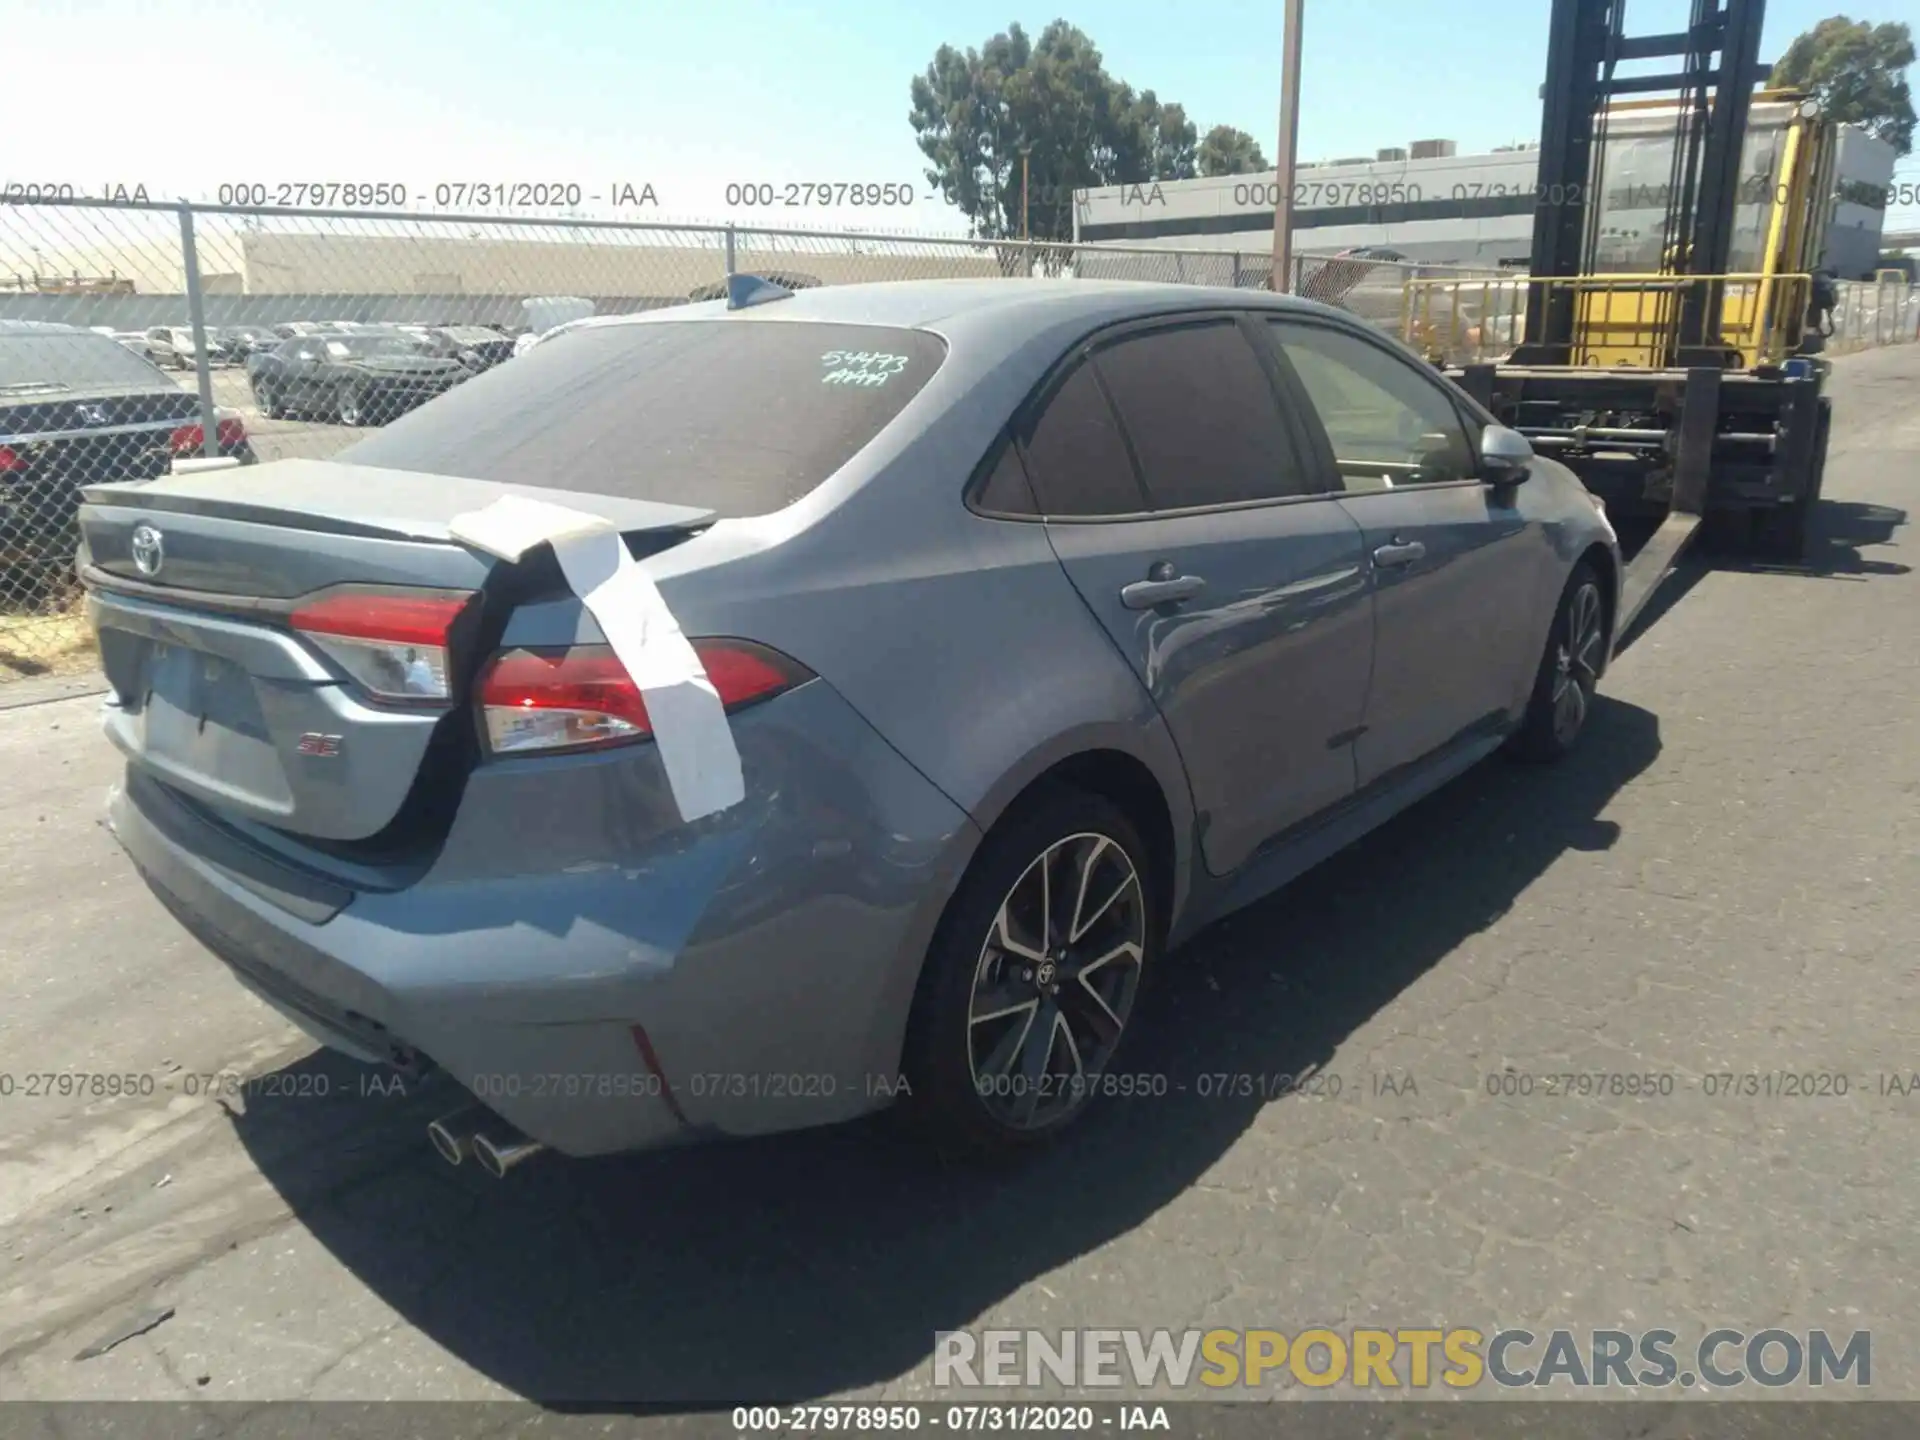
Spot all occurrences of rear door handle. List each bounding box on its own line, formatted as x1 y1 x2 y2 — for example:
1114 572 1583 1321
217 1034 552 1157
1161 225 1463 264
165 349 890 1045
1372 540 1426 569
1120 575 1206 610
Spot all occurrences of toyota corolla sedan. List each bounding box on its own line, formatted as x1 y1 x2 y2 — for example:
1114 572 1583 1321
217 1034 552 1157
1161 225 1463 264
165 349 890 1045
77 279 1620 1177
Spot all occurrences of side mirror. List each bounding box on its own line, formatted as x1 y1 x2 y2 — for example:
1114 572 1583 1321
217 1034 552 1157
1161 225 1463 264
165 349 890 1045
1479 424 1534 485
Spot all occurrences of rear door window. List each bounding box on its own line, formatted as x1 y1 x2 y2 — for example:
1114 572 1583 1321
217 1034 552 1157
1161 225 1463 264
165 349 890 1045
337 320 947 518
1013 360 1149 517
1091 320 1314 509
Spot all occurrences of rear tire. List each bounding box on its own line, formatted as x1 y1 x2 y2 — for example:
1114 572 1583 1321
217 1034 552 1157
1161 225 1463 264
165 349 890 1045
902 786 1158 1157
255 382 287 420
336 383 365 427
1509 560 1607 763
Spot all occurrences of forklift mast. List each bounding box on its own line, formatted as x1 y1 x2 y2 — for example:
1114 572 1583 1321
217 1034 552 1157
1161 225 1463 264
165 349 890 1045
1401 0 1835 626
1518 0 1773 366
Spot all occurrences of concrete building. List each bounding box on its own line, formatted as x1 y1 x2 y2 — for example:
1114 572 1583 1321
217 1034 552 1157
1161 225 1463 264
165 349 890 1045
0 224 1009 301
1073 105 1899 279
0 216 1020 328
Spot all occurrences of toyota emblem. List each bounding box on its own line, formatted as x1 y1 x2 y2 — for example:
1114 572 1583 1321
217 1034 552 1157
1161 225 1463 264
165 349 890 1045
76 403 109 426
130 524 165 578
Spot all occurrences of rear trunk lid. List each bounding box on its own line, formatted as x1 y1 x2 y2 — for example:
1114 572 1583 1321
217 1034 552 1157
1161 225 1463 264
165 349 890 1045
80 457 714 845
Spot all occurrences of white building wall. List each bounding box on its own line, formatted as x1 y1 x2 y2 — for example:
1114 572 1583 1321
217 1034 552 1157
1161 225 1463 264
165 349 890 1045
1829 126 1898 278
1075 123 1895 277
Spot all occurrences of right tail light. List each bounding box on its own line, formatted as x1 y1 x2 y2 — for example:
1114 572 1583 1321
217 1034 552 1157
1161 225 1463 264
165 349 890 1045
476 639 812 757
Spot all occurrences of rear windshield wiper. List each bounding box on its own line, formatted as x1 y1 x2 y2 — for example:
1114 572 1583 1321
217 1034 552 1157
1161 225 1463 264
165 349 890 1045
0 381 72 395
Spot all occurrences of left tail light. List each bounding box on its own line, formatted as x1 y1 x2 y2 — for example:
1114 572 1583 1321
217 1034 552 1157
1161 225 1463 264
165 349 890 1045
476 639 812 757
0 445 28 474
170 414 248 455
290 589 477 703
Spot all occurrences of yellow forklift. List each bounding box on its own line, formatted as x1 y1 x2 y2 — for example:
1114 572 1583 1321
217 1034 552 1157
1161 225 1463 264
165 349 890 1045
1402 0 1837 633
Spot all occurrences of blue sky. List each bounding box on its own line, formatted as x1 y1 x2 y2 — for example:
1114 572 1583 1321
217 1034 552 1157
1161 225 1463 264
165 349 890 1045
5 0 1917 230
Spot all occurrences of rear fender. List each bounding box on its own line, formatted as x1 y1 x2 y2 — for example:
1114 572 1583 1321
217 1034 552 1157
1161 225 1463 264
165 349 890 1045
963 718 1198 943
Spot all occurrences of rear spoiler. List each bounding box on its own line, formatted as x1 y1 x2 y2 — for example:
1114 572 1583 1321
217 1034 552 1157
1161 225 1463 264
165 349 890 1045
81 457 718 546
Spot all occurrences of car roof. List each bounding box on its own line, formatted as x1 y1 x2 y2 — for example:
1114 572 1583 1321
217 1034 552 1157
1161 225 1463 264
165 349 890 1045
569 277 1357 346
718 277 1333 326
549 278 1369 383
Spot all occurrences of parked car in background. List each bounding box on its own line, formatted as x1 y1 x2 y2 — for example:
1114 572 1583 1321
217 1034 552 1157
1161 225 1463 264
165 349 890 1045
143 326 194 369
513 296 595 357
1 320 254 590
423 325 517 371
111 331 161 363
145 325 239 370
246 328 345 387
267 321 377 340
78 281 1620 1173
216 325 282 360
245 331 469 425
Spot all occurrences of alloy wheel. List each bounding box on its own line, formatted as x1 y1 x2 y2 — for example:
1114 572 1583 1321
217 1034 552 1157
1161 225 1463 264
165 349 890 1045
967 831 1146 1132
1551 580 1604 746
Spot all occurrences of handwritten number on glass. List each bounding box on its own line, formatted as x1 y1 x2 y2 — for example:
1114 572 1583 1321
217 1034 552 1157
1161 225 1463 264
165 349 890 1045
820 351 910 385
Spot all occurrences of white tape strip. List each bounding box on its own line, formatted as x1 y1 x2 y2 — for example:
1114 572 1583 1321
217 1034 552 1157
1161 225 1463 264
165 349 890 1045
448 495 745 823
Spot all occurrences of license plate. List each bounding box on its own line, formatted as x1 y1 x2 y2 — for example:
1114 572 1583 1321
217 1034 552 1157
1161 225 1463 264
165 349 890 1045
147 643 256 737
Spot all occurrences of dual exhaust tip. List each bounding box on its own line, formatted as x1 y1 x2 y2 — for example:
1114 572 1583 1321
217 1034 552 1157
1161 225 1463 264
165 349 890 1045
427 1105 545 1180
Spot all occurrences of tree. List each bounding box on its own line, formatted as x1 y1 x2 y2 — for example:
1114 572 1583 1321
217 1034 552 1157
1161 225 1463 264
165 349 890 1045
909 21 1209 240
1771 16 1915 155
1197 125 1271 177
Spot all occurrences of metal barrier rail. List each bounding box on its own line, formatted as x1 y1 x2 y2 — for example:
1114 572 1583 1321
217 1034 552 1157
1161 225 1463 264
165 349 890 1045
1402 271 1816 369
1826 272 1920 354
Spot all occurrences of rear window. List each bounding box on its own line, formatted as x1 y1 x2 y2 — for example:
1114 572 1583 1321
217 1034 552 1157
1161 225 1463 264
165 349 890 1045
0 331 174 391
336 320 947 517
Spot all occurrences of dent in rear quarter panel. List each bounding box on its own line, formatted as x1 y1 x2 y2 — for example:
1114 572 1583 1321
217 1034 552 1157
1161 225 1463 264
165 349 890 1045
678 510 1198 939
360 676 979 1144
639 331 1202 939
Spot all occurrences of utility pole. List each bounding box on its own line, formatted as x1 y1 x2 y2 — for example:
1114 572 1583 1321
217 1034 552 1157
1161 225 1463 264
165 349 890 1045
1270 0 1305 292
1021 146 1033 241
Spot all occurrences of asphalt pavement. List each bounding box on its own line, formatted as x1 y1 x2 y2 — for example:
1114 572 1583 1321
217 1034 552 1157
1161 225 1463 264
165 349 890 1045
0 346 1915 1408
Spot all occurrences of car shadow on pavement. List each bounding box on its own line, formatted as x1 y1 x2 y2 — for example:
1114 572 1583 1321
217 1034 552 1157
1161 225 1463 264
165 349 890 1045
224 695 1662 1407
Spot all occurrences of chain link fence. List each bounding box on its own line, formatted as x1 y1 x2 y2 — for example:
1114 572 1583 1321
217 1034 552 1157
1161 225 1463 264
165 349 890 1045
0 196 1495 680
0 194 1905 681
1826 272 1920 354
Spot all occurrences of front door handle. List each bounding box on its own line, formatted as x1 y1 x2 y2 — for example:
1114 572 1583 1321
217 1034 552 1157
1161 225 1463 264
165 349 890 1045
1120 574 1206 610
1372 539 1426 569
